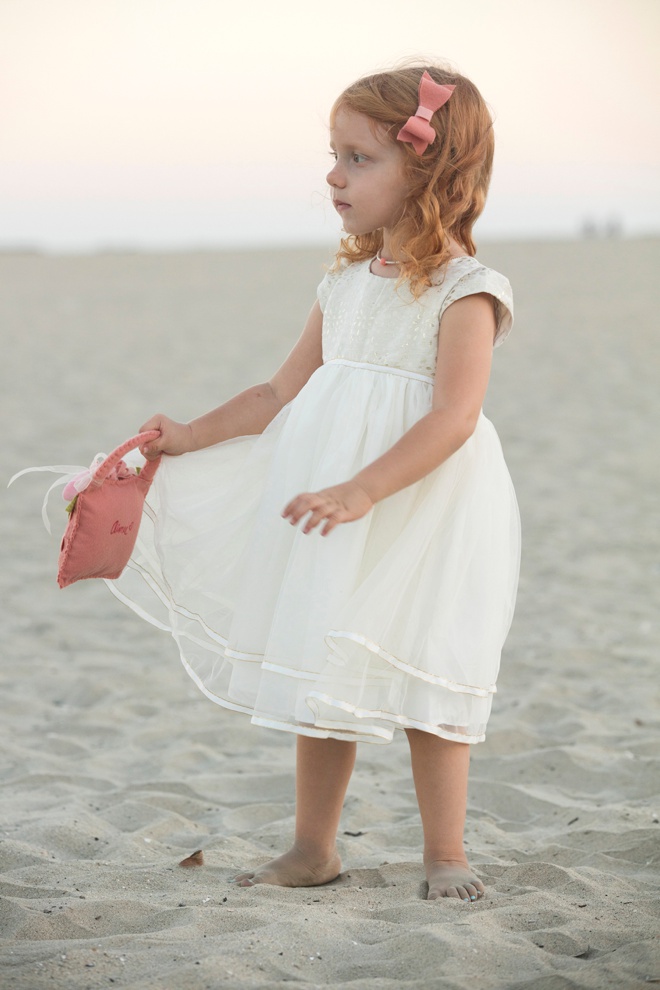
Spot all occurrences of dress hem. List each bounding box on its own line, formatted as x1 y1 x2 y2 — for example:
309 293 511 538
105 578 488 745
325 629 496 698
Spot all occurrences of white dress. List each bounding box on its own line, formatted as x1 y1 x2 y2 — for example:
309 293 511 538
108 256 520 744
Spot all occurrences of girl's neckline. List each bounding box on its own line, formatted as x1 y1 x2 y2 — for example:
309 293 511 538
366 255 474 281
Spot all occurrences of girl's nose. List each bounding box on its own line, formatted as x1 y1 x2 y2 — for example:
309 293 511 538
327 162 345 188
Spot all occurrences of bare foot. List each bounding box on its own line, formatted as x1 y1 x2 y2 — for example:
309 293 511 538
425 858 485 902
233 845 341 888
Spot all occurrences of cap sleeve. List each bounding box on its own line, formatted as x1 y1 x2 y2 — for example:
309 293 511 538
440 266 514 347
317 266 342 313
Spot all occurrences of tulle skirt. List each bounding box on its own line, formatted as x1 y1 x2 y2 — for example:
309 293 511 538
108 360 521 744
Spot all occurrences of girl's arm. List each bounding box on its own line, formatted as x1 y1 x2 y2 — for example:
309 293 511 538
141 302 324 458
282 293 496 535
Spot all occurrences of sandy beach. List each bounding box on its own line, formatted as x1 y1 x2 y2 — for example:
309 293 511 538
1 238 659 989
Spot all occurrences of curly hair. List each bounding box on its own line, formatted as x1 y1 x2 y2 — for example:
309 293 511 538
329 63 494 296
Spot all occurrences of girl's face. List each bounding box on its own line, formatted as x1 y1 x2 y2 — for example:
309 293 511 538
327 108 409 237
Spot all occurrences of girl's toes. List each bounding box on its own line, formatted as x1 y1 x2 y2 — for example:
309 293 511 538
464 883 480 901
232 871 255 883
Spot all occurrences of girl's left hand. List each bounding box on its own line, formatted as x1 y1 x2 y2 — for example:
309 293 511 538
282 481 374 536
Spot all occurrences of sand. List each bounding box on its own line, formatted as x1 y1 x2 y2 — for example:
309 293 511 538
1 238 659 989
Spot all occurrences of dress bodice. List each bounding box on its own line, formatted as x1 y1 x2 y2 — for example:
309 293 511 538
317 257 513 379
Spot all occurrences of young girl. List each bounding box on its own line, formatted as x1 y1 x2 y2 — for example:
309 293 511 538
111 63 520 902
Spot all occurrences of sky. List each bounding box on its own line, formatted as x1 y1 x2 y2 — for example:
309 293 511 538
1 0 658 251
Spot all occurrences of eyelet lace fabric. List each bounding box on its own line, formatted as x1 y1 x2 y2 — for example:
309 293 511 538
107 257 520 745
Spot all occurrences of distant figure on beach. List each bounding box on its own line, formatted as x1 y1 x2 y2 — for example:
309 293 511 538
113 63 521 902
581 216 623 238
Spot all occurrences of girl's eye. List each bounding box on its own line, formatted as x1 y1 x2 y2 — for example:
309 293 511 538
327 151 367 164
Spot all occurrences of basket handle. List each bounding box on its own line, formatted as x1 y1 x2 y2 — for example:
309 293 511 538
92 430 161 486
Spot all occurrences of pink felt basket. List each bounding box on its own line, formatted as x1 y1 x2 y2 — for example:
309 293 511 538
57 431 161 588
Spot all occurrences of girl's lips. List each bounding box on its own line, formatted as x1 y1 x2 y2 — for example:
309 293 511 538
334 201 350 212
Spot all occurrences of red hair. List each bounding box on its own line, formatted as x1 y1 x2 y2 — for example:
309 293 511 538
330 63 494 295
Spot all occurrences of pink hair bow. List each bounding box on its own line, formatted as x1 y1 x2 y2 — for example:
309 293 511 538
396 71 455 155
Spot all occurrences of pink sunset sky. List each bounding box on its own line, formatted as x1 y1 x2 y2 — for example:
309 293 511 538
1 0 658 251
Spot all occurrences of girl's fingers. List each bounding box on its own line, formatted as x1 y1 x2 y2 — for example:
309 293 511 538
281 501 302 523
139 416 163 434
282 487 366 534
141 435 164 458
283 495 339 531
302 505 334 533
281 496 303 519
282 494 322 523
139 417 164 457
321 516 340 537
306 503 349 534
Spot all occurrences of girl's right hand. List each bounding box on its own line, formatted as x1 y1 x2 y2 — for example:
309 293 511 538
139 415 195 459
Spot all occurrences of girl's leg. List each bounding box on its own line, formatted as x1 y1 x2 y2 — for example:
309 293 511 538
234 735 356 887
405 728 485 902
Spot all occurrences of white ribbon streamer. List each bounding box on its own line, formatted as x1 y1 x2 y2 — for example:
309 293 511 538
8 458 105 535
